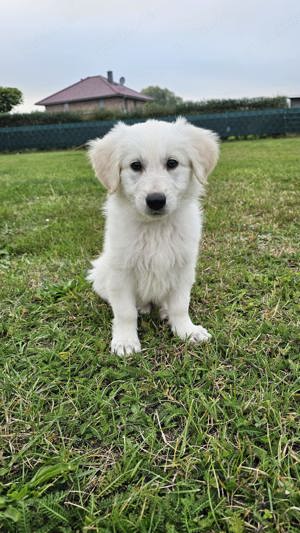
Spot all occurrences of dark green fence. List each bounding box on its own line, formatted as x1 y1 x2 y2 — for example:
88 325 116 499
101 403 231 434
0 108 299 152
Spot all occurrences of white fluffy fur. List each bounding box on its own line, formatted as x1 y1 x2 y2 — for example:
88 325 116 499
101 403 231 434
87 118 219 356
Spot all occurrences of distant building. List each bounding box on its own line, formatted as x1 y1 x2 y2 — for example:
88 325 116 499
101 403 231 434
288 96 300 108
35 71 153 113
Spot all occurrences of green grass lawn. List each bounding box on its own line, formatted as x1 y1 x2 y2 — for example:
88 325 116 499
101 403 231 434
0 138 299 532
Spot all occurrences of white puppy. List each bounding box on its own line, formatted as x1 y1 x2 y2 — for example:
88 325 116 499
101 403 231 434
87 118 219 356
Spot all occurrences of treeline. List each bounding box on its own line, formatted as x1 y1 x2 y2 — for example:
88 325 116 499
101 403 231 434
0 96 288 127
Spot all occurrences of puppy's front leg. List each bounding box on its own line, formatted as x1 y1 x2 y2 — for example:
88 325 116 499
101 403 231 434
108 274 141 356
167 268 211 343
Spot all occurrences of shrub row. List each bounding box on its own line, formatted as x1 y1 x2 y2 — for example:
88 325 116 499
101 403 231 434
1 97 288 127
0 111 83 128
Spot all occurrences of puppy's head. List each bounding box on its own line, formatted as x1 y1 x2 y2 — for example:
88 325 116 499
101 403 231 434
88 118 219 218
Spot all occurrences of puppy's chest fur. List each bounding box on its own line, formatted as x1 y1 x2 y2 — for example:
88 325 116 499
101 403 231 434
127 220 198 302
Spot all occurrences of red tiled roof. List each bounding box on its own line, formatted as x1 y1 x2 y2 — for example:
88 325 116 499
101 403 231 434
35 76 153 106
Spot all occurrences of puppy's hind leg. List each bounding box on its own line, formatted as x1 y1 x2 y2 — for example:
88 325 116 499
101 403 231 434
159 302 169 321
86 256 109 302
138 303 152 315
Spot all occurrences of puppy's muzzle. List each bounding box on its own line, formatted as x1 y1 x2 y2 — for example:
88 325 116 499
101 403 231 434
146 193 166 212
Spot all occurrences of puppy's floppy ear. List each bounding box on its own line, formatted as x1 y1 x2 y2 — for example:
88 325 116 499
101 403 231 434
176 117 219 185
88 122 126 193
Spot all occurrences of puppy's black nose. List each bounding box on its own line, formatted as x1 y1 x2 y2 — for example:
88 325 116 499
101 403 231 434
146 193 166 211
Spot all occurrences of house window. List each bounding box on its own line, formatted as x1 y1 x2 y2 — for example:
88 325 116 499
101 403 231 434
99 99 105 109
64 103 69 112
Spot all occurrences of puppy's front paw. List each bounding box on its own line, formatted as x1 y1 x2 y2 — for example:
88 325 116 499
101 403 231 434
111 336 141 356
175 324 212 343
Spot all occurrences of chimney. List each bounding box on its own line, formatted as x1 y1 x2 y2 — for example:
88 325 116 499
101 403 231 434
107 70 113 83
119 76 125 86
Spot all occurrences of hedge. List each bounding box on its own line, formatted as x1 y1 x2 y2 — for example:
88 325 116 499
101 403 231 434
1 108 300 153
0 96 288 127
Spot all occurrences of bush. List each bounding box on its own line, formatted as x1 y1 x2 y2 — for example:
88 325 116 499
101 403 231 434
0 96 288 128
0 111 84 128
142 96 288 116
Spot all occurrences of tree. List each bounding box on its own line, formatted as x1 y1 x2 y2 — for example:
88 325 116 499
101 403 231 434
141 86 183 106
0 87 23 113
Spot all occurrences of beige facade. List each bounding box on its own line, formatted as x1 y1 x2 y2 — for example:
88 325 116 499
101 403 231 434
45 97 146 114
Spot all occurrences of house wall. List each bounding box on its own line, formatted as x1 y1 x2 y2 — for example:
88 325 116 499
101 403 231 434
45 98 147 114
290 98 300 108
125 100 145 112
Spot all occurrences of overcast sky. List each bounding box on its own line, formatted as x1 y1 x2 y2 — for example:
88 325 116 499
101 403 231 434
2 0 300 112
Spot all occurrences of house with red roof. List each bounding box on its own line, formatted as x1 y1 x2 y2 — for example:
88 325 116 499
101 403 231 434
35 71 153 114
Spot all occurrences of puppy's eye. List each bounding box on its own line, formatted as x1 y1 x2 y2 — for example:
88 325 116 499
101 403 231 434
130 161 143 172
166 158 178 170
